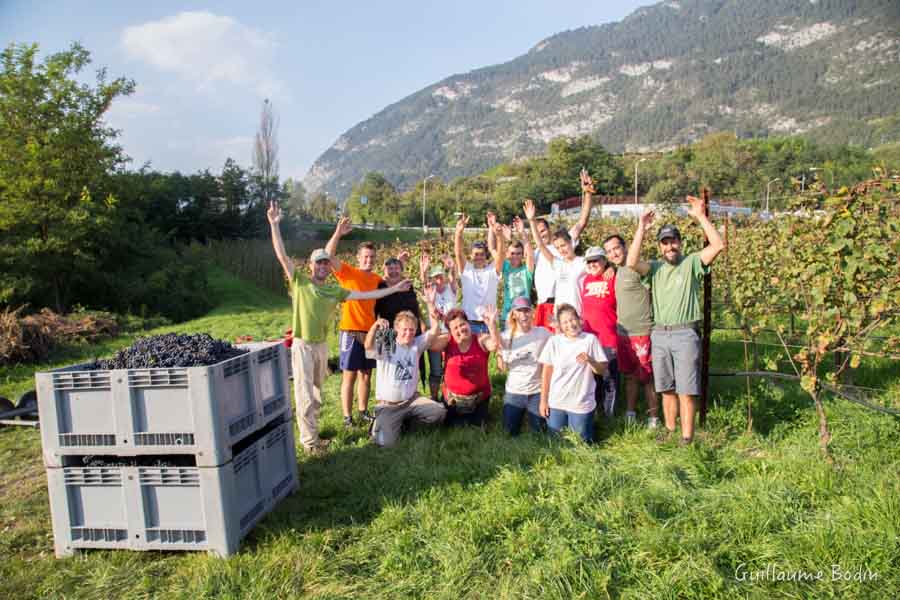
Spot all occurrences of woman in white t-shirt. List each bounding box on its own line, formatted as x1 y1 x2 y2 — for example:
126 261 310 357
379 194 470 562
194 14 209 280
498 296 551 435
537 303 607 443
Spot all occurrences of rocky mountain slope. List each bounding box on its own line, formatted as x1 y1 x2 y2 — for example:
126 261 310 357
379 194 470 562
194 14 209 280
304 0 900 199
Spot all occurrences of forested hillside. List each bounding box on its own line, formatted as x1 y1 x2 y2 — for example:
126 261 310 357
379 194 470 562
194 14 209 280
304 0 900 199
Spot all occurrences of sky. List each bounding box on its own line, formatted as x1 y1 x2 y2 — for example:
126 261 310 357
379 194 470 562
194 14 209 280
1 0 649 182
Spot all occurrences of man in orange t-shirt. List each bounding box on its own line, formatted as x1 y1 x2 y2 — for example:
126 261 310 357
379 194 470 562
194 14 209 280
325 217 383 426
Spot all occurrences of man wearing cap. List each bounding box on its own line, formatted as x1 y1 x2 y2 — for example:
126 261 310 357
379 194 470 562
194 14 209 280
625 196 725 445
325 217 386 428
530 169 595 331
454 213 504 334
602 234 659 429
419 252 458 401
578 246 619 417
267 203 412 454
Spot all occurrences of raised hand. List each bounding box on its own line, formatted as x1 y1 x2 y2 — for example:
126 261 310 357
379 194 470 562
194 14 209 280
267 201 282 225
375 318 390 331
580 168 595 194
486 211 498 228
638 209 656 231
523 199 537 221
424 282 437 305
481 303 498 324
500 223 513 242
420 252 430 274
397 249 411 265
441 254 454 271
686 195 705 219
335 216 353 237
512 216 525 237
455 213 469 232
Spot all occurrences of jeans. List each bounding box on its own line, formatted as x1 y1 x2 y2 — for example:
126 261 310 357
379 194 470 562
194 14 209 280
469 321 488 334
427 350 444 384
502 393 545 435
548 408 595 443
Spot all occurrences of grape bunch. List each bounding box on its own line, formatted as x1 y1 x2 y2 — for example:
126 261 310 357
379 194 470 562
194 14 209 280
88 333 249 370
374 326 397 357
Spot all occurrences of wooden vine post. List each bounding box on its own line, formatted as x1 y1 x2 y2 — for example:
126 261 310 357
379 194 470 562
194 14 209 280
699 187 712 426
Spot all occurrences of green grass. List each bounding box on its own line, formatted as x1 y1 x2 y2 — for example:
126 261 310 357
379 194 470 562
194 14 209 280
1 269 898 599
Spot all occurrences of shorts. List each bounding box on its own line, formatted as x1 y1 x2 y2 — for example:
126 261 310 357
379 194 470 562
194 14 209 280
534 302 556 333
617 334 653 384
339 330 375 371
650 328 701 396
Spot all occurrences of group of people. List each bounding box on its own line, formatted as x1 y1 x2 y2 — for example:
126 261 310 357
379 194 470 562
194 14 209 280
268 169 724 453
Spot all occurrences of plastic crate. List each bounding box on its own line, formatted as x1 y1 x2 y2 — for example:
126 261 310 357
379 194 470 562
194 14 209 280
37 342 291 468
47 418 299 558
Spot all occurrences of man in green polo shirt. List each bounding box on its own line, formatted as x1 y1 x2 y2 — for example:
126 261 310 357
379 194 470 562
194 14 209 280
268 202 411 454
625 195 724 445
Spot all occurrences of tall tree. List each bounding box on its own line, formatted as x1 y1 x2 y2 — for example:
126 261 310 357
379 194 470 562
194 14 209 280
0 42 134 311
249 98 279 236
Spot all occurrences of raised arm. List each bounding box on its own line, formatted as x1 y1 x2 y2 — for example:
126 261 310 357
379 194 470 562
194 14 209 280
478 304 501 353
486 211 498 256
569 168 595 240
524 199 554 264
454 213 469 277
325 216 353 271
423 284 442 338
442 254 459 294
348 279 412 301
686 195 726 266
514 217 535 272
267 202 294 281
626 209 653 276
493 222 506 276
419 252 431 288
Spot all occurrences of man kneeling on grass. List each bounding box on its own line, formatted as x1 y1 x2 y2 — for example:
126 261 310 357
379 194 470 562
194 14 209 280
365 287 446 447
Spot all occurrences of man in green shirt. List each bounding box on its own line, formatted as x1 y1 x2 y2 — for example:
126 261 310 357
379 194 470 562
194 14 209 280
625 196 724 445
268 202 411 454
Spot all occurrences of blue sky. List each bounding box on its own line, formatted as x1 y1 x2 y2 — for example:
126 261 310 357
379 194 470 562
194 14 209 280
2 0 648 181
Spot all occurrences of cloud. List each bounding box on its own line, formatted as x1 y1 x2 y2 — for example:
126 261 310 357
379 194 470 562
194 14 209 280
106 99 162 120
122 11 283 98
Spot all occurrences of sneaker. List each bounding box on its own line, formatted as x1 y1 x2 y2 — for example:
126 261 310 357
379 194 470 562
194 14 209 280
304 439 331 456
647 417 660 430
343 415 354 428
358 410 375 423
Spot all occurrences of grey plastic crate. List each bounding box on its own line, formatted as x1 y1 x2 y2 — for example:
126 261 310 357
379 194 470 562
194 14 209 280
47 419 299 558
38 342 291 468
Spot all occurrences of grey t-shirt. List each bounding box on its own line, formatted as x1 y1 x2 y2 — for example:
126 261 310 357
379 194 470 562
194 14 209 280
615 265 653 336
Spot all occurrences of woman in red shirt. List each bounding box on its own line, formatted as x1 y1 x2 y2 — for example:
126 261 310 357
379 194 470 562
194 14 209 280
430 304 501 426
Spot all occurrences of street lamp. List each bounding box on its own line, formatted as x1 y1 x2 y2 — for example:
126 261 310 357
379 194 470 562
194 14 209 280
634 158 648 204
765 178 779 213
422 174 435 231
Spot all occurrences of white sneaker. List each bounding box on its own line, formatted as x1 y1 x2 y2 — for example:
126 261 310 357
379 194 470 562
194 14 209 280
647 417 660 430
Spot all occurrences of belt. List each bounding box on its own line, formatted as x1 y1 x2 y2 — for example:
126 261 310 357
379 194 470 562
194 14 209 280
653 322 699 332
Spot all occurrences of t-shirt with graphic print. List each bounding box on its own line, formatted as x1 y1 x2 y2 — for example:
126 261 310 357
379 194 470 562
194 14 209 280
501 260 534 323
368 332 433 403
580 271 617 348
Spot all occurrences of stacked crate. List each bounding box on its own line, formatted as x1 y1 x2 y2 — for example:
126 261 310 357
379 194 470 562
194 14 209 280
36 342 298 558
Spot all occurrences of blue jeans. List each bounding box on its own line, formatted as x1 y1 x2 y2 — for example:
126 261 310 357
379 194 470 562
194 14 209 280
502 393 545 435
548 408 595 443
468 321 488 334
428 350 444 384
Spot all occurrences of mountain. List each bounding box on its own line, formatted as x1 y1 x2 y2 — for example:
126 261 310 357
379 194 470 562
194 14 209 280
304 0 900 200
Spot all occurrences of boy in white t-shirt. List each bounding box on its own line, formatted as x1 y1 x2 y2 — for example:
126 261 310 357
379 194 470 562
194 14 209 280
538 303 607 443
364 292 446 447
498 296 552 435
454 212 504 334
525 199 587 317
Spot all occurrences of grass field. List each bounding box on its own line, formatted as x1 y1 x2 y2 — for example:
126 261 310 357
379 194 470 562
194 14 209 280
1 269 898 599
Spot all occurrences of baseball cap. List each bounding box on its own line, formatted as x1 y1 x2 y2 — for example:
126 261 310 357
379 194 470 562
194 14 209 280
584 246 606 262
657 224 681 242
510 296 533 311
309 248 331 263
472 240 488 250
428 266 445 278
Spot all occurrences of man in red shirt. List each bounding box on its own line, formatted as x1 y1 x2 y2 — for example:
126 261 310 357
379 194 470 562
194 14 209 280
578 246 618 417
